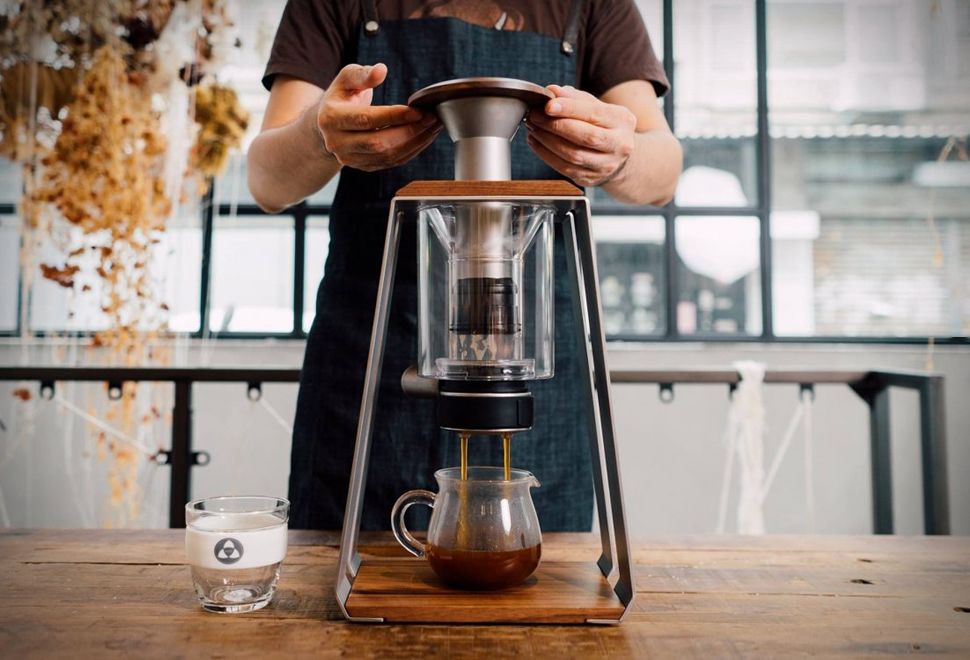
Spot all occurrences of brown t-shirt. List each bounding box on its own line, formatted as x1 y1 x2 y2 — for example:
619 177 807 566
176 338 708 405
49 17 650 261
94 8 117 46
263 0 669 99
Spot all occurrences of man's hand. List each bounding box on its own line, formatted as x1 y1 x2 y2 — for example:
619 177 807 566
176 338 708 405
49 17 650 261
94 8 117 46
316 63 441 172
525 84 636 187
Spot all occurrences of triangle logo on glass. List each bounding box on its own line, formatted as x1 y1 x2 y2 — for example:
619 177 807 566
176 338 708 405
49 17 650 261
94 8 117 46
214 537 243 564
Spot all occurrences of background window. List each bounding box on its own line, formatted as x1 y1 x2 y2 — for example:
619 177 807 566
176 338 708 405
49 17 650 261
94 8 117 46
676 216 762 335
768 0 970 337
159 215 204 334
209 214 294 334
27 229 111 333
0 216 20 331
3 0 967 344
0 160 22 200
769 2 845 68
594 216 666 337
675 0 758 207
303 216 331 333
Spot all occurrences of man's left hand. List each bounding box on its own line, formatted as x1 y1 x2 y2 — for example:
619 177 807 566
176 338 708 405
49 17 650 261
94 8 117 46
525 84 636 187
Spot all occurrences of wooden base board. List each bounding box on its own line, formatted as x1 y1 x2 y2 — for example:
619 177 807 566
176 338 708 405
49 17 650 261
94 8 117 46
344 558 625 624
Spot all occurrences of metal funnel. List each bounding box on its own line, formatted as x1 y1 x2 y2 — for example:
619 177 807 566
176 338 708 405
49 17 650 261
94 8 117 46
409 77 553 180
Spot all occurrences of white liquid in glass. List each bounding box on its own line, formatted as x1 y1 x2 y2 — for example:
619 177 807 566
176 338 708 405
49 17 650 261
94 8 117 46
186 512 287 613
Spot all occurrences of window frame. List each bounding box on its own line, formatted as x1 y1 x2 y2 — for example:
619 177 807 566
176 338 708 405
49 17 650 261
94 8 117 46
1 0 967 345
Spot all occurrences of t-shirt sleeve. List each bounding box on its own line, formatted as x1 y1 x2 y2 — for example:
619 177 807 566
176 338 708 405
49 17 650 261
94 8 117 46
261 0 357 92
581 0 669 98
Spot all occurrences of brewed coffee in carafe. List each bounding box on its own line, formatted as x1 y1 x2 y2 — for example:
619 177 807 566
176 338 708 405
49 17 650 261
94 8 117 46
391 466 542 590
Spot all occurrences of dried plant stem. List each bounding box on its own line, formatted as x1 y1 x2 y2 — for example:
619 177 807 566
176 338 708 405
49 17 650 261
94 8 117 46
53 395 156 458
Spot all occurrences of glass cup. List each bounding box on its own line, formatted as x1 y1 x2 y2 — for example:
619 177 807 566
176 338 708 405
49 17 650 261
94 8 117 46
185 496 289 613
391 467 542 590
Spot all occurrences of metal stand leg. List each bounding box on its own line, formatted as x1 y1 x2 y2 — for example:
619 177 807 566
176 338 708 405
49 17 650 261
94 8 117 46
919 376 949 534
335 209 402 622
851 377 894 534
170 380 192 528
562 213 614 577
564 206 635 616
868 386 894 534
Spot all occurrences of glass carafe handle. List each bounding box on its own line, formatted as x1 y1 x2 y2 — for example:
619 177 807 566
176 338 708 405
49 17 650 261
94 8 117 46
391 489 435 558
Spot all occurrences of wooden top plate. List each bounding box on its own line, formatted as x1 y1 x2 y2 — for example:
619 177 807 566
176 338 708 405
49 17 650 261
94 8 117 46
395 180 583 198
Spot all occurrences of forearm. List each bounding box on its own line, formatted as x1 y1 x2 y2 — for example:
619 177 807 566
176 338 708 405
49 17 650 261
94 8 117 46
246 101 341 213
601 128 682 206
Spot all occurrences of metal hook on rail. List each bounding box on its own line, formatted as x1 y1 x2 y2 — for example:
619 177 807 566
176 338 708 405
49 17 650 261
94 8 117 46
658 383 675 404
107 381 123 400
152 450 211 467
799 383 816 402
39 380 55 400
247 382 262 402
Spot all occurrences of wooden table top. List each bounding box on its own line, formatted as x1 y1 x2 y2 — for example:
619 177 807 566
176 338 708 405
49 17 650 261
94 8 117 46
2 529 969 658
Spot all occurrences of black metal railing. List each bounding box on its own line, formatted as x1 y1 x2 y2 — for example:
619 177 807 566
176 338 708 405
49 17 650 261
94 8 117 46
0 366 949 534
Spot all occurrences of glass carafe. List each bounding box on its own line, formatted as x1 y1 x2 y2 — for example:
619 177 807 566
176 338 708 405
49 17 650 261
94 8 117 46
391 467 542 590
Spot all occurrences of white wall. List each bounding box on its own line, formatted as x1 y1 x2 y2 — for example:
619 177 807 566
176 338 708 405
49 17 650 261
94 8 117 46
0 340 967 536
608 343 969 538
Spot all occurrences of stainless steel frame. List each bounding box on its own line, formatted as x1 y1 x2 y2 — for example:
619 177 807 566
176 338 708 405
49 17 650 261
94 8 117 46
334 193 635 624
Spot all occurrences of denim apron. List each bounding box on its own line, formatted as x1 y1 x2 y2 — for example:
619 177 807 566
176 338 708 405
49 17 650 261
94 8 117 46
290 2 593 532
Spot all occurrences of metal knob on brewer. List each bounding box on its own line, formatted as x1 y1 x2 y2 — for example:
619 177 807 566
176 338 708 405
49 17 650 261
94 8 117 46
409 77 553 181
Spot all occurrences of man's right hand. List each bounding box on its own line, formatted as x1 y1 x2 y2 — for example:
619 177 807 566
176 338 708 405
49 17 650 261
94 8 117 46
316 63 441 172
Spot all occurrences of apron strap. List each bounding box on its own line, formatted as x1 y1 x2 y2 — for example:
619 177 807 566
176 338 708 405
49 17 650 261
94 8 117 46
561 0 585 55
361 0 379 36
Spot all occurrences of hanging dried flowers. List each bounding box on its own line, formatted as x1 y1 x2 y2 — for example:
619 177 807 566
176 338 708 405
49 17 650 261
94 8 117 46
0 0 128 70
1 0 248 527
192 82 249 181
3 0 248 346
33 44 171 353
0 63 78 160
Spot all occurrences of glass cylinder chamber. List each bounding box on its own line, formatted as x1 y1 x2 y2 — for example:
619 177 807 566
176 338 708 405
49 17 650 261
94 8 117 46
418 201 555 381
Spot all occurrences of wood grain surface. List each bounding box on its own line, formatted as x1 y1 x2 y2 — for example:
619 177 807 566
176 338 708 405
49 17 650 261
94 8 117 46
2 530 969 658
346 558 625 624
395 180 583 197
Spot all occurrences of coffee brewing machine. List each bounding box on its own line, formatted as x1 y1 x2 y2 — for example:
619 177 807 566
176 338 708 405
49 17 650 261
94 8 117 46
335 78 634 624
